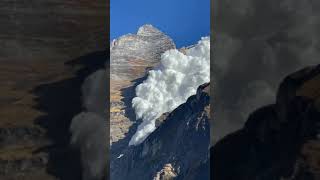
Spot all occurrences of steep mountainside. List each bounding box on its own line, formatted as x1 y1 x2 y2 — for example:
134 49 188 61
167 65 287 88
111 83 210 180
110 26 210 179
110 24 175 145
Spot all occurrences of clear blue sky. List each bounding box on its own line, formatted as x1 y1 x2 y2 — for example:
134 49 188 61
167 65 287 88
110 0 210 48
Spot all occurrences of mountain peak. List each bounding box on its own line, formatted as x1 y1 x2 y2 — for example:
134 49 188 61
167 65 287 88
137 24 164 36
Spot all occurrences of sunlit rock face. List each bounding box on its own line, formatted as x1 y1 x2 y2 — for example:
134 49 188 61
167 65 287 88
111 24 175 68
111 24 176 81
110 24 176 144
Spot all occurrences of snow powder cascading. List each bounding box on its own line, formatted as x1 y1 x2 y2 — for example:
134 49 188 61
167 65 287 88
129 37 210 146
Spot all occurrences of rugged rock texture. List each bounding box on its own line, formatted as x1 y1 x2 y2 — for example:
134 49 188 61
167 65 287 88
110 24 175 144
0 0 107 179
153 164 178 180
111 83 210 180
212 65 320 180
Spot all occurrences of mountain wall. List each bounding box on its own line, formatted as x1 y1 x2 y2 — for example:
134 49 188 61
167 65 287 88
112 83 210 180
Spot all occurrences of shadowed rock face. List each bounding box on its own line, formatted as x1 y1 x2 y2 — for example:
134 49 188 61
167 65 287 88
212 65 320 180
110 24 175 145
111 83 210 180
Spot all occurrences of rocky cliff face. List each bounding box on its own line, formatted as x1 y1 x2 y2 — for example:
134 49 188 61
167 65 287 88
111 83 210 180
212 65 320 180
110 24 175 144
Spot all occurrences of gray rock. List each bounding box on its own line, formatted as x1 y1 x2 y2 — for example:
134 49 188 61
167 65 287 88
110 24 176 80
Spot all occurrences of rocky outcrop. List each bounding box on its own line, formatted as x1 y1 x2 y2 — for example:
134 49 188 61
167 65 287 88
111 24 176 71
111 83 210 180
153 164 178 180
212 65 320 180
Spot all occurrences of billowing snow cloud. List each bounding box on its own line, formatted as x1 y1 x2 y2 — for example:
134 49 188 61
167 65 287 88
129 37 210 146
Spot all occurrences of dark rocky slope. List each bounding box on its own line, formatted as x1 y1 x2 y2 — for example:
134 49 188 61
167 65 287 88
111 83 210 180
212 65 320 180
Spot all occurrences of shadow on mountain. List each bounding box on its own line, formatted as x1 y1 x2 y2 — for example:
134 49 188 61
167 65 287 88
121 75 148 122
109 74 147 159
110 69 150 164
31 51 107 180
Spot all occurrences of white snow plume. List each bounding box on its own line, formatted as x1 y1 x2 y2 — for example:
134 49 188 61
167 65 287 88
129 37 210 146
70 69 108 180
81 70 107 116
70 112 107 180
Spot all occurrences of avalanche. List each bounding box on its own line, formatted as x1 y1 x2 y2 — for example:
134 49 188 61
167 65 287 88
129 37 210 146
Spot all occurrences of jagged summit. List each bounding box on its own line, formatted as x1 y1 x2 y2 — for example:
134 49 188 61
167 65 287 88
137 24 164 36
110 24 176 80
111 24 175 53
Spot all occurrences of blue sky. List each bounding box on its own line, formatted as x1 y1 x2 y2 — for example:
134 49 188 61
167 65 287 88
110 0 210 47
